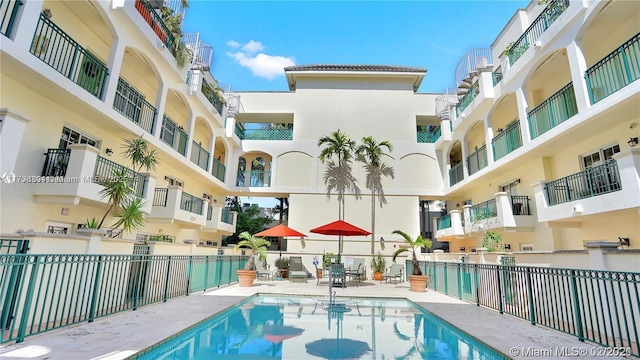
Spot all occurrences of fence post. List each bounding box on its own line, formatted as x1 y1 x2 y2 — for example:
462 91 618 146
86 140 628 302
526 267 536 325
570 269 585 341
186 256 193 296
457 263 462 300
433 262 437 291
443 263 448 295
132 255 143 310
228 256 232 284
475 264 480 306
163 256 172 302
88 255 103 323
203 256 209 291
496 265 504 314
17 255 39 343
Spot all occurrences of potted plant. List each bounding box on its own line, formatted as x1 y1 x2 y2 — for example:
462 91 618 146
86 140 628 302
274 257 289 279
391 230 432 292
370 252 386 280
235 231 271 287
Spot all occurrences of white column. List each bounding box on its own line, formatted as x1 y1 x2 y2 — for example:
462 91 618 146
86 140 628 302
152 83 168 138
450 210 464 236
0 108 31 174
460 141 469 179
185 114 195 160
139 172 156 214
12 0 43 50
207 137 215 173
515 87 531 145
494 192 515 228
103 38 126 107
566 40 591 112
484 118 495 166
462 205 472 233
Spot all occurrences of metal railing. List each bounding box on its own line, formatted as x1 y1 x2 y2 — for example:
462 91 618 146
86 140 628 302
528 82 578 139
236 170 272 187
421 261 639 357
417 125 441 143
510 195 531 215
94 156 147 198
508 0 570 65
0 0 22 37
454 48 492 88
236 123 294 140
134 0 175 51
467 144 488 176
449 162 464 187
190 141 209 171
182 33 213 70
437 214 452 230
41 148 71 176
456 80 479 116
30 13 108 99
113 78 156 134
160 115 188 156
153 188 168 207
211 157 226 182
543 161 622 206
492 72 503 86
492 120 522 161
180 192 203 215
469 198 497 221
585 32 640 105
0 252 247 344
201 79 224 116
235 122 245 138
221 209 234 225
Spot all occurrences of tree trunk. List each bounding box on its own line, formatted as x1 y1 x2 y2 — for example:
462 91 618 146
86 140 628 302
370 188 375 255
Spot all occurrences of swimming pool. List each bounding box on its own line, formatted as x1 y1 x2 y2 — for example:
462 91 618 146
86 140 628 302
130 294 506 359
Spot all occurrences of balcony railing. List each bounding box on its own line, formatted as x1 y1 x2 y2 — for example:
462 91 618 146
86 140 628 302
492 72 503 86
467 144 487 176
436 214 451 230
527 82 578 139
236 170 271 187
153 188 168 207
160 115 188 156
94 156 147 198
0 0 22 37
492 120 522 161
180 192 203 215
455 80 479 116
543 161 622 206
31 13 108 99
417 126 441 143
113 78 156 134
469 199 497 221
221 209 233 224
236 123 294 140
190 141 209 171
235 123 245 138
448 162 464 187
508 0 570 65
585 32 640 104
134 0 175 51
211 157 226 182
201 79 225 116
510 195 531 215
41 148 71 176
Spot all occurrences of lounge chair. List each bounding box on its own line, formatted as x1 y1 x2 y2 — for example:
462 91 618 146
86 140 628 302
256 261 272 280
383 264 404 284
289 256 307 283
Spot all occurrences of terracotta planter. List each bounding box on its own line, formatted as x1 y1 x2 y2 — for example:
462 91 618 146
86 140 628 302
373 272 383 281
408 274 428 292
237 269 257 287
316 269 323 278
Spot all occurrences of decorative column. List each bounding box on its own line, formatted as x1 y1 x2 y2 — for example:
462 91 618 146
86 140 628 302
515 87 531 146
566 40 591 112
102 38 126 106
152 83 168 137
11 0 42 51
0 109 31 174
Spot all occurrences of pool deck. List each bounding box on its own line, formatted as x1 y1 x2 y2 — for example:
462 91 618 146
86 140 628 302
0 278 627 360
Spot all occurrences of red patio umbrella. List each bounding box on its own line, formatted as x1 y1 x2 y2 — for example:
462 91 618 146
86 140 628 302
263 324 304 344
254 224 307 238
310 220 371 257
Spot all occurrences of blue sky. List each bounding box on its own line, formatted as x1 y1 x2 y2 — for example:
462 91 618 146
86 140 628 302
183 1 530 94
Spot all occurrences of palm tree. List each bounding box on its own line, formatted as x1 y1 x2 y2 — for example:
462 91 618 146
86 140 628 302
318 129 357 220
121 136 159 173
97 168 134 229
356 136 394 254
235 231 271 271
391 230 432 276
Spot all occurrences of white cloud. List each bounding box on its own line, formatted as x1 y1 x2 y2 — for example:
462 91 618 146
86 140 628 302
226 40 240 48
227 51 295 80
241 40 264 54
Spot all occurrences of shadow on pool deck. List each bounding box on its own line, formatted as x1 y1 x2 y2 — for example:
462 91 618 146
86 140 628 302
0 279 626 360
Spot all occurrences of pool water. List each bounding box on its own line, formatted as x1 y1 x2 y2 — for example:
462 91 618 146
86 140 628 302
131 295 506 359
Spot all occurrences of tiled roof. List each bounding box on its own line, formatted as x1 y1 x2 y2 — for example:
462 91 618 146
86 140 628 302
284 64 427 73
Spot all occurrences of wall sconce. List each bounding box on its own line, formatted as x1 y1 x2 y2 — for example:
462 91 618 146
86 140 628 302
105 148 114 156
380 237 385 250
628 137 638 147
619 237 630 248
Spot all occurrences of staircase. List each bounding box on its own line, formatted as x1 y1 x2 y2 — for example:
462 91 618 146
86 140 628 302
454 48 493 112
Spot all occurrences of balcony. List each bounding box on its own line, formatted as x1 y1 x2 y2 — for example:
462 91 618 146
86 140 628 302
492 73 503 86
148 187 207 228
533 150 640 222
134 0 175 52
585 33 640 105
417 125 441 143
236 170 271 187
0 0 22 37
467 145 487 176
30 13 108 99
508 0 570 66
113 78 156 134
434 210 465 240
235 123 293 141
203 206 236 234
455 80 478 117
190 141 209 171
33 145 153 213
449 162 464 187
201 78 225 116
527 82 578 139
492 120 522 161
160 115 188 156
211 157 226 182
463 194 535 233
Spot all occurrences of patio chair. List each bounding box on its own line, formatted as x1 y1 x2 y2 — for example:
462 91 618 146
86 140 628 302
289 256 307 283
383 264 404 284
256 261 272 280
330 263 346 288
346 258 365 287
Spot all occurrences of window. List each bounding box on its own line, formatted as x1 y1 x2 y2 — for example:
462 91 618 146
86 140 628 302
59 126 100 150
520 244 534 251
581 143 620 169
45 221 72 234
499 179 520 195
